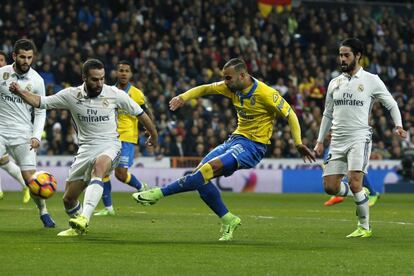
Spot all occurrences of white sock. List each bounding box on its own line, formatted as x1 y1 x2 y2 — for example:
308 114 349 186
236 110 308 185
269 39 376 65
353 190 370 230
106 205 114 212
0 177 3 193
337 181 353 197
32 196 48 215
82 178 104 221
1 162 26 189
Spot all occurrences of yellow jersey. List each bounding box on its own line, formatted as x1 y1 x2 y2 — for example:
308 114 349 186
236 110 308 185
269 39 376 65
117 83 146 144
180 78 292 144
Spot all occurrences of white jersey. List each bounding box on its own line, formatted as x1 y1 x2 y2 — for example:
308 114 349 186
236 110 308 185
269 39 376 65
323 67 401 142
39 84 144 146
0 64 46 144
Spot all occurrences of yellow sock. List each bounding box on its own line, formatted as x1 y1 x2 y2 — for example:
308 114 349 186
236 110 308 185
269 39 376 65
199 163 214 184
125 172 131 184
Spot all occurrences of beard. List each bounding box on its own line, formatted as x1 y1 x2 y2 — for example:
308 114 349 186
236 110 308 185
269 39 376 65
340 59 357 73
85 84 103 98
15 62 30 74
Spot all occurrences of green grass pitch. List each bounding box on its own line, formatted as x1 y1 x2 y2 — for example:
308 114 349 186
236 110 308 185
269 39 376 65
1 192 413 275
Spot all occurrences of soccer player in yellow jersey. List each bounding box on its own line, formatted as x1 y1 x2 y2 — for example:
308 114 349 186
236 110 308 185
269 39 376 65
95 60 152 216
133 58 315 241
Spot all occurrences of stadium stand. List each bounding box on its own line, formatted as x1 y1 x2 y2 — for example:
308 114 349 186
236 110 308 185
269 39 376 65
0 0 412 159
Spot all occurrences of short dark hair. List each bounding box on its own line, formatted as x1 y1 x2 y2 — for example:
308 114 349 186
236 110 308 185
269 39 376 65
0 50 7 60
117 60 133 73
340 38 364 57
82 59 104 77
223 58 247 72
13 39 37 54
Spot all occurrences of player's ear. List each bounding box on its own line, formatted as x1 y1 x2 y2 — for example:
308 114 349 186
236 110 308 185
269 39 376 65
12 52 16 61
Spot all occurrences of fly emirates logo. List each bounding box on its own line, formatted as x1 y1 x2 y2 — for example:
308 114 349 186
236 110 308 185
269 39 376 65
77 108 109 122
334 92 364 107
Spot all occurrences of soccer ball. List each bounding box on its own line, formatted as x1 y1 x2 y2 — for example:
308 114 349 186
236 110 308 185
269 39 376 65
28 171 58 199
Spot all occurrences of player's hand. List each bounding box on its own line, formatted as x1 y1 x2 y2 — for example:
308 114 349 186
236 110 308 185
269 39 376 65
9 82 23 95
296 144 316 163
145 134 158 147
30 138 40 151
395 126 407 139
313 142 324 156
169 96 185 111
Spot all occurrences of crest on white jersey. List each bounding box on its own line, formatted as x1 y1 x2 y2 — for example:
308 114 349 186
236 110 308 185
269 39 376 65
26 84 32 91
358 84 364 92
103 99 109 107
3 72 9 80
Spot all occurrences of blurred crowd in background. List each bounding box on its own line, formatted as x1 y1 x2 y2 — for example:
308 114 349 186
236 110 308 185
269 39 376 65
1 0 413 159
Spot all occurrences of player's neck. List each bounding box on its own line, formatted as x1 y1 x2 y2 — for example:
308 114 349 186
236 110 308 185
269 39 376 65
117 82 129 90
242 76 253 91
350 65 361 76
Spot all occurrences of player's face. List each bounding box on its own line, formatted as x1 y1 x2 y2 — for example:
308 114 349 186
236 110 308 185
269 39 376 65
339 46 358 73
0 55 6 67
116 64 132 85
12 49 34 74
223 66 244 92
84 68 105 98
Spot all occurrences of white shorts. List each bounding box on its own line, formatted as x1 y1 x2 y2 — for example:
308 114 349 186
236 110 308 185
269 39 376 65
0 135 36 171
323 139 371 176
67 142 121 183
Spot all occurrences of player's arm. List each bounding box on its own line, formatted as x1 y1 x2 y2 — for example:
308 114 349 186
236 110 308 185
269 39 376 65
138 112 158 146
9 81 41 107
169 83 220 111
372 75 406 138
31 79 47 150
272 92 315 162
314 81 334 156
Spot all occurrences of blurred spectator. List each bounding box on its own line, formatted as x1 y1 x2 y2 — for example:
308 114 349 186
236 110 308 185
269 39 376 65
0 0 411 159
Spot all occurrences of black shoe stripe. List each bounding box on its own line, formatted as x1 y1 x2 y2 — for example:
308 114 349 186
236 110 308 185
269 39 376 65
137 194 154 202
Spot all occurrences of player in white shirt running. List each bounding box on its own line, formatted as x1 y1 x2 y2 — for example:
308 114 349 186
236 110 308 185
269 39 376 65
10 59 158 236
314 38 406 238
0 49 31 204
0 40 55 227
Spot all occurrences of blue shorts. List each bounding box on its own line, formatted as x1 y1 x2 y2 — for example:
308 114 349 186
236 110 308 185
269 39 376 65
201 135 267 176
118 142 135 168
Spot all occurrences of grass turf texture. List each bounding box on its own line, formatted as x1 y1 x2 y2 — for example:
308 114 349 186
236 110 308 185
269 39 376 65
1 192 413 275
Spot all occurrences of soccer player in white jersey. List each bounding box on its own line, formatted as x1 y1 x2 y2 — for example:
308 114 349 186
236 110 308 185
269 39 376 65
0 39 54 227
10 59 158 236
0 49 31 204
314 38 406 238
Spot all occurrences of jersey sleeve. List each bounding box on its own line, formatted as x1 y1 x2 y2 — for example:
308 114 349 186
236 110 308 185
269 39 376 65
316 79 335 142
32 77 46 141
263 89 292 118
372 75 403 127
116 88 144 116
39 88 71 110
180 81 232 101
